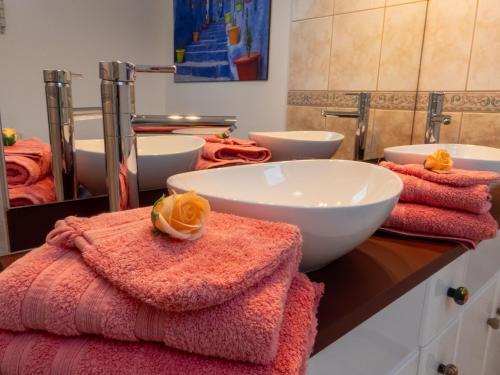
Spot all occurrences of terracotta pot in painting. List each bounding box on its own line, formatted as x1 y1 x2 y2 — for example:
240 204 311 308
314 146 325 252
233 52 261 80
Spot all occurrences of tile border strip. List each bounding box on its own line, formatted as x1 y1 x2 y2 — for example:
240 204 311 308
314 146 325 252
288 90 500 113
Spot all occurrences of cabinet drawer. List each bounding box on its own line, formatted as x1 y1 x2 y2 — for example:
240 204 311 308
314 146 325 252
420 253 469 346
418 319 459 375
308 282 425 375
465 236 500 297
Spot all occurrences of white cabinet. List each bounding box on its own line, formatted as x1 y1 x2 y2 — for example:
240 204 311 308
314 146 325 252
392 351 419 375
455 277 498 375
483 277 500 375
418 320 459 375
419 253 469 346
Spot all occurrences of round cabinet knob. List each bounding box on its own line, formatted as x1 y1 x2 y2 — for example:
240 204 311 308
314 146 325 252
487 317 500 330
447 287 469 306
438 363 458 375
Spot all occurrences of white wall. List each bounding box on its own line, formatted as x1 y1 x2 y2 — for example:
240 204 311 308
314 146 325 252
0 0 170 141
164 0 291 138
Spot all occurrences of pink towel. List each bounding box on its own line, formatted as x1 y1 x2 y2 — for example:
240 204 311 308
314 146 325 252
46 207 301 312
0 274 323 375
8 176 56 207
382 203 498 245
0 242 299 364
196 136 271 169
380 161 500 188
392 172 492 214
4 138 52 187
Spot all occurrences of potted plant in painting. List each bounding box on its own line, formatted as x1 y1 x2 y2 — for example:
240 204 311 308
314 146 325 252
176 47 186 63
227 7 240 45
235 0 243 12
193 30 200 42
233 9 261 80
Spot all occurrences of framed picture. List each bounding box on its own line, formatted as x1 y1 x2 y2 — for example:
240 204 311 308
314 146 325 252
173 0 271 82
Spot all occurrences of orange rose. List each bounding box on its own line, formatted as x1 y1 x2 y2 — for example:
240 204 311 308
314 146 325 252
424 149 453 172
151 192 210 240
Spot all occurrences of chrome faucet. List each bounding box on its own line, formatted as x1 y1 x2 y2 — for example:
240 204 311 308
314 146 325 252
425 92 452 144
99 61 237 211
321 93 371 160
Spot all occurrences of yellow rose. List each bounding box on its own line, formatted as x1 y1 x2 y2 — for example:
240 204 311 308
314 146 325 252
151 192 210 240
424 149 453 172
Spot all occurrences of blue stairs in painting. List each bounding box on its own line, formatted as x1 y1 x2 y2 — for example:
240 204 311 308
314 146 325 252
176 23 231 80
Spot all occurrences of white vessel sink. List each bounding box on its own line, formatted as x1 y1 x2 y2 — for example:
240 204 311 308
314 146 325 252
248 131 344 162
76 135 205 195
167 160 402 271
384 144 500 174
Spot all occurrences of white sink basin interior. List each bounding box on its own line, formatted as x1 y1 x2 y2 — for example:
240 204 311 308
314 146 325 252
167 160 402 271
384 144 500 174
76 135 205 195
248 131 344 162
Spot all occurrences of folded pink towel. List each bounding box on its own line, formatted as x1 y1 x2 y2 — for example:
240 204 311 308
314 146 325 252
46 207 301 312
8 176 56 207
0 243 299 364
0 274 323 375
196 136 272 169
380 161 500 187
4 138 52 187
382 203 498 244
392 172 492 214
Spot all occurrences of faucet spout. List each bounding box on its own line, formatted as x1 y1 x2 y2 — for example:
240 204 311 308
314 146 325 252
425 93 452 144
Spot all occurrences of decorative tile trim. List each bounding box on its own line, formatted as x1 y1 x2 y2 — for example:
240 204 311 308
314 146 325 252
288 90 500 113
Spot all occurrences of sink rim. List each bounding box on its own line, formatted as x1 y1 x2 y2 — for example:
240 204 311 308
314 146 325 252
75 135 206 157
248 130 345 143
167 159 403 210
385 143 500 161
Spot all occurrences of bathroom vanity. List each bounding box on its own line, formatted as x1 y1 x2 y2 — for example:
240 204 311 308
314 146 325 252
2 189 499 375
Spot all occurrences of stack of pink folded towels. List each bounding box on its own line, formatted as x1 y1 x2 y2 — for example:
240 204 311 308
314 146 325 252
4 138 55 207
380 161 500 247
0 207 323 374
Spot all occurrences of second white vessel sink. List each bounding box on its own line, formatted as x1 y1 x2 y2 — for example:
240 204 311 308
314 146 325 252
384 144 500 174
167 160 402 271
76 135 205 195
248 131 344 161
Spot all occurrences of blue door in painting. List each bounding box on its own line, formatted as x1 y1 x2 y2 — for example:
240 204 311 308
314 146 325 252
174 0 271 82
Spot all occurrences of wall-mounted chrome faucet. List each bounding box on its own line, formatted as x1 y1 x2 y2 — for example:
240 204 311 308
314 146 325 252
99 61 237 211
425 92 452 144
321 93 371 160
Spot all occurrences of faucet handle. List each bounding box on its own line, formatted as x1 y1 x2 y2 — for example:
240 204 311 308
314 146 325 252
135 65 177 74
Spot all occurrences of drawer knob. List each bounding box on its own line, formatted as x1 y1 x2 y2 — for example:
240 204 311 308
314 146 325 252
487 317 500 330
447 287 469 305
438 363 458 375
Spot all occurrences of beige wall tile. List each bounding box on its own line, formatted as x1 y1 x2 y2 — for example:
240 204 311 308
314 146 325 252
287 106 326 131
292 0 334 20
371 110 415 157
378 2 427 91
412 111 462 144
386 0 426 5
460 112 500 148
418 0 477 91
288 17 333 90
329 9 384 91
334 0 385 14
467 0 500 90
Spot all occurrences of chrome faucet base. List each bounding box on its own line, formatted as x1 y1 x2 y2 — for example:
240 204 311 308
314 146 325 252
425 92 452 144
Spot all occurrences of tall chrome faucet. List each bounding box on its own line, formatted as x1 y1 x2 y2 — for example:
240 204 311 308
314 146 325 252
425 92 452 144
321 93 371 160
99 61 237 211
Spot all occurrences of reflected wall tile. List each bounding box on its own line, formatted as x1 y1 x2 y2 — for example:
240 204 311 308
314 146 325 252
378 2 427 91
325 112 357 160
287 106 326 131
371 110 414 158
386 0 426 5
334 0 385 14
467 0 500 90
288 17 333 90
363 109 378 160
460 113 500 148
411 111 462 144
418 0 477 91
292 0 334 20
329 9 384 91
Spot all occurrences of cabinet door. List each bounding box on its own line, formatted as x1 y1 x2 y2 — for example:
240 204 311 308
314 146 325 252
392 351 419 375
455 277 497 375
484 276 500 375
418 320 459 375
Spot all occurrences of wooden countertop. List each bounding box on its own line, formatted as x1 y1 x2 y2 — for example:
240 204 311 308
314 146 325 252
1 189 499 355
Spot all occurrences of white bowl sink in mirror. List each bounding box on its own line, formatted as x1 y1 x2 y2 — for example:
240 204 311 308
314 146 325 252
172 127 230 136
384 144 500 174
76 135 205 195
248 131 344 161
167 160 403 271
